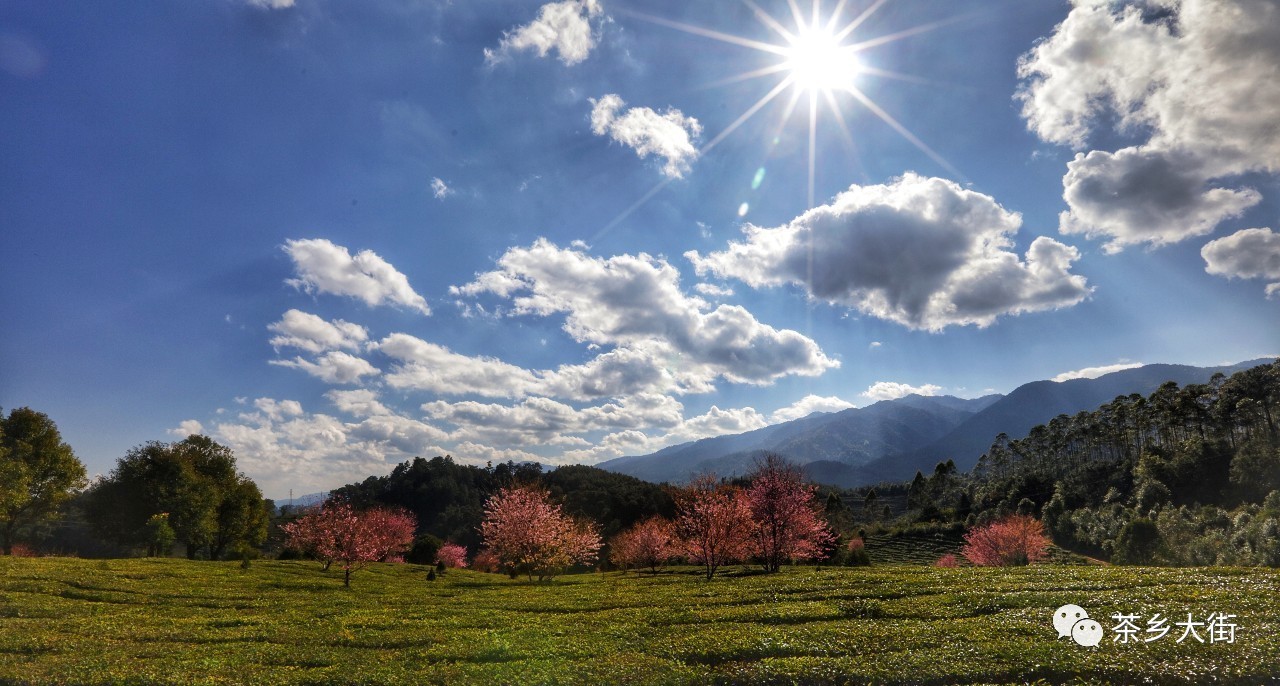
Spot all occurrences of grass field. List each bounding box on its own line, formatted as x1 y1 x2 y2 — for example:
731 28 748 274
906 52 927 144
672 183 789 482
1 557 1277 685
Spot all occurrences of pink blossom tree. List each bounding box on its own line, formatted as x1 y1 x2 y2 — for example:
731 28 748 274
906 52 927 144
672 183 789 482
746 455 836 572
282 498 417 587
961 514 1050 567
610 516 677 573
674 475 755 580
435 542 468 569
479 484 601 581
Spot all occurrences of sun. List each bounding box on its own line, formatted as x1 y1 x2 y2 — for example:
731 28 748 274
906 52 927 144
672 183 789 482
599 0 960 235
784 25 861 94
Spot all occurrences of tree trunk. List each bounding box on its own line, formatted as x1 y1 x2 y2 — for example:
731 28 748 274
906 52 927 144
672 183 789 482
344 567 351 587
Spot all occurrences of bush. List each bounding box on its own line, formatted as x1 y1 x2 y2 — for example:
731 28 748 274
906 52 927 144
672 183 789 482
961 514 1049 567
406 534 443 566
845 538 871 567
934 553 959 568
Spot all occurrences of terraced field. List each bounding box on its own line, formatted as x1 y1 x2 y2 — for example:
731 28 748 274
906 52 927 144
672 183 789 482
1 557 1276 684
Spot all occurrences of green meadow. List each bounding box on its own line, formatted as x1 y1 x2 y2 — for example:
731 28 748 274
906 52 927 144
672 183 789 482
1 557 1277 685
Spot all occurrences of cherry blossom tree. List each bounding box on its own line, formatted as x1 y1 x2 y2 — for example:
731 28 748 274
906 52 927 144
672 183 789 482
282 498 417 587
961 514 1050 567
674 475 755 580
435 542 468 569
610 516 677 573
746 455 836 572
479 484 601 581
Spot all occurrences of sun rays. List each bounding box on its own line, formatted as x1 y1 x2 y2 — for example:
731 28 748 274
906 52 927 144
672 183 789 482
603 0 961 231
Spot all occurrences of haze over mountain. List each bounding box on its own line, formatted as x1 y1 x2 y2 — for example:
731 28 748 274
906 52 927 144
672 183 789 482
600 360 1272 486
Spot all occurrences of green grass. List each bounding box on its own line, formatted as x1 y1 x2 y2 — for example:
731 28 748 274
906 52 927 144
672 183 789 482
1 557 1277 685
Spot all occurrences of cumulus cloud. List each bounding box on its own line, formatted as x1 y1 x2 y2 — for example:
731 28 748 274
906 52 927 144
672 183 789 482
589 94 702 179
270 351 380 385
169 419 205 438
485 0 603 66
431 177 453 199
1018 0 1279 250
770 394 856 423
695 282 734 297
861 382 943 402
687 174 1091 331
376 333 542 398
1052 362 1144 383
210 397 452 496
268 309 368 354
453 239 837 393
1202 227 1280 297
324 389 391 418
284 238 430 315
1059 147 1260 253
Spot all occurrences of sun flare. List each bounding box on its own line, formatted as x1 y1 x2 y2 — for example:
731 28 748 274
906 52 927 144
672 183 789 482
784 26 860 93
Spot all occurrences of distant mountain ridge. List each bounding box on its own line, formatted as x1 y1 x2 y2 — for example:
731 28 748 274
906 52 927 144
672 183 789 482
599 359 1272 487
599 394 999 484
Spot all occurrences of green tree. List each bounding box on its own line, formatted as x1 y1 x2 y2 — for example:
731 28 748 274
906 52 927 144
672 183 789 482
0 408 88 555
85 435 269 558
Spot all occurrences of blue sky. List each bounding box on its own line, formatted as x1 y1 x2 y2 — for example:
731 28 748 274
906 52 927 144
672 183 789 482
2 0 1277 498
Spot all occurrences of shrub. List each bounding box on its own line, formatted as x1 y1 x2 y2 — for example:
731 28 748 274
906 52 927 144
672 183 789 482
961 514 1049 566
845 537 871 567
406 534 443 565
934 553 959 568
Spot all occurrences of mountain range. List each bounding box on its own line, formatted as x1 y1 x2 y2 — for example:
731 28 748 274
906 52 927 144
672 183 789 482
599 359 1272 487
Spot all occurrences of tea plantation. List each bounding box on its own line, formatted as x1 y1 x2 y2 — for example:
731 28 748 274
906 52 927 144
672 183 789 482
1 557 1277 685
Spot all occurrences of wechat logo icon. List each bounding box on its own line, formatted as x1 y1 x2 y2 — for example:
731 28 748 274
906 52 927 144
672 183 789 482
1054 604 1103 647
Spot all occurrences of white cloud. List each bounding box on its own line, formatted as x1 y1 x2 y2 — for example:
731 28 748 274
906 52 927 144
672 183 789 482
1202 227 1280 297
453 239 837 393
169 419 205 438
869 341 882 349
1018 0 1280 251
666 405 768 443
431 177 453 199
1058 147 1260 253
589 94 702 179
211 398 452 497
284 238 430 315
1052 362 1144 383
770 394 856 423
687 174 1091 331
325 389 391 418
246 0 294 8
560 404 770 464
485 0 603 67
376 333 542 398
270 351 380 385
420 392 685 451
695 282 734 297
861 381 943 402
268 309 368 354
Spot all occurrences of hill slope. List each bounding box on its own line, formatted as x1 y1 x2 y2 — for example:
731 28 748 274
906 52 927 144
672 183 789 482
599 394 998 484
857 359 1273 483
601 359 1272 487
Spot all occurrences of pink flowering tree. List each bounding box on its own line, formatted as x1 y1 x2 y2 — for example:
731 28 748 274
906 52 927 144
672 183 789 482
746 455 836 572
479 484 601 581
610 516 677 574
674 475 755 581
282 498 417 587
435 542 468 569
961 514 1050 567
